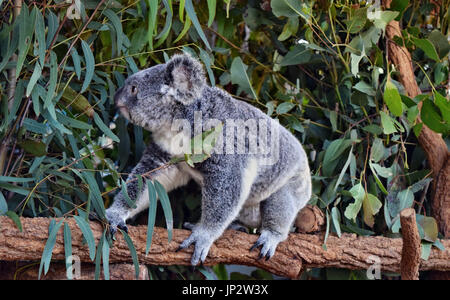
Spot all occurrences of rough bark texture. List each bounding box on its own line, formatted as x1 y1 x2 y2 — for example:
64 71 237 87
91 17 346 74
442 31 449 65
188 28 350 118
1 217 450 279
0 261 148 280
383 0 450 238
400 209 421 280
433 159 450 237
295 205 325 233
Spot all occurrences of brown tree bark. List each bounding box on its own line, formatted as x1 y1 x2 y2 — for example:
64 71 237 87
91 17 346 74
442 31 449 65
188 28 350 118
400 209 421 280
383 0 450 238
295 205 326 233
1 217 449 279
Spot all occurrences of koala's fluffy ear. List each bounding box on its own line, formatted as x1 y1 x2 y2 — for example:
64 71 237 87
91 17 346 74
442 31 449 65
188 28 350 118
163 54 206 105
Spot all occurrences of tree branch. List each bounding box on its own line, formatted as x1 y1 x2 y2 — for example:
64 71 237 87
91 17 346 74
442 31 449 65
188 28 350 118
382 0 450 238
1 217 449 279
400 208 421 280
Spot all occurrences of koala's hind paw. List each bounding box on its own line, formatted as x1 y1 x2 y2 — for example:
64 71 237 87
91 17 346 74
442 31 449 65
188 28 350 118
250 230 282 261
177 228 214 266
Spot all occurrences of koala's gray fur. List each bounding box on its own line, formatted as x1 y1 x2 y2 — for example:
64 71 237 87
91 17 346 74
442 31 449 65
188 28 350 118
106 54 311 264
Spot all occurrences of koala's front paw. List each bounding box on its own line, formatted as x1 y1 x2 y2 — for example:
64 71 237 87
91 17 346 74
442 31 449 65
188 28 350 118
105 209 128 237
177 227 214 265
250 229 283 261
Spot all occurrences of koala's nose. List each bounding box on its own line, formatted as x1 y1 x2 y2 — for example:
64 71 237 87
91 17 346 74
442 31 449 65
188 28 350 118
114 87 124 107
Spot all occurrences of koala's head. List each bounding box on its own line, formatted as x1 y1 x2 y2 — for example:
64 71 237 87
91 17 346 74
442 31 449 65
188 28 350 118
114 54 206 130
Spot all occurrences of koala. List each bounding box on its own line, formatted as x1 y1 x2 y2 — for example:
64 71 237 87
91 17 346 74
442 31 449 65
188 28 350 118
105 54 311 265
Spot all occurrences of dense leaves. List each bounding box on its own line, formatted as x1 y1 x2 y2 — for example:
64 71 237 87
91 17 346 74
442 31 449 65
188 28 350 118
0 0 448 280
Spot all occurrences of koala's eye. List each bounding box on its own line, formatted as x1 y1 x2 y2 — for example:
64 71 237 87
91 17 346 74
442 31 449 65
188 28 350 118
130 85 138 96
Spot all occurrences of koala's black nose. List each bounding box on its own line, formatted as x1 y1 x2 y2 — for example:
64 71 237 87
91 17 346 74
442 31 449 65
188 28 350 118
114 87 124 106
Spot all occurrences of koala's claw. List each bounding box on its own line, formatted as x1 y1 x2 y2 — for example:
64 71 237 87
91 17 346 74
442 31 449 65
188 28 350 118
250 230 282 261
106 210 128 237
178 228 214 266
183 222 196 231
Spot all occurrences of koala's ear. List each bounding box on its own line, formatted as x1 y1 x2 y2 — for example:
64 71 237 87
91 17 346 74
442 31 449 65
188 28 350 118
163 54 206 105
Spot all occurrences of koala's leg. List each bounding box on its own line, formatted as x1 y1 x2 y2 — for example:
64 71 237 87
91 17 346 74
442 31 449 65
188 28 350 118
177 160 254 265
251 176 309 260
106 144 190 235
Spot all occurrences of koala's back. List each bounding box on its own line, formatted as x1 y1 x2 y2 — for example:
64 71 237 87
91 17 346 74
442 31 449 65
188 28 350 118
198 86 310 209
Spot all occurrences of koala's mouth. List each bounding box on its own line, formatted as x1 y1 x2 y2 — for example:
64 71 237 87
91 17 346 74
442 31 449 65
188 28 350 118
117 106 130 120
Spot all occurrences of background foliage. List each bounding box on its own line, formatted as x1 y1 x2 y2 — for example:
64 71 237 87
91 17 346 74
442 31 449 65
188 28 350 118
0 0 449 280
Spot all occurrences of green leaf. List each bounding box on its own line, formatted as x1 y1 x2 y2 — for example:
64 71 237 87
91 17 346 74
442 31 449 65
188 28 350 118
362 193 382 227
59 85 94 118
146 180 157 255
26 62 42 97
71 48 82 80
428 30 450 59
120 179 136 208
34 7 46 67
73 215 96 261
16 5 33 76
434 91 450 123
199 267 215 280
421 242 432 260
411 37 440 62
331 207 342 237
198 48 215 86
184 0 211 50
0 192 7 215
147 0 158 50
121 229 140 279
173 14 191 43
344 8 367 33
278 17 299 41
418 216 438 243
39 219 63 278
380 111 397 134
94 230 104 280
82 172 106 220
102 231 110 280
154 180 173 242
271 0 310 21
276 102 295 114
362 124 383 135
5 211 22 232
383 79 403 117
369 11 399 31
44 51 58 109
154 0 173 48
80 39 95 93
354 81 376 97
63 222 73 280
103 9 123 56
322 139 352 177
18 140 47 157
421 98 447 133
94 112 120 143
0 176 35 183
230 57 257 99
333 145 353 192
394 188 414 216
369 163 388 195
206 0 216 27
280 45 311 66
344 183 364 222
370 138 385 163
